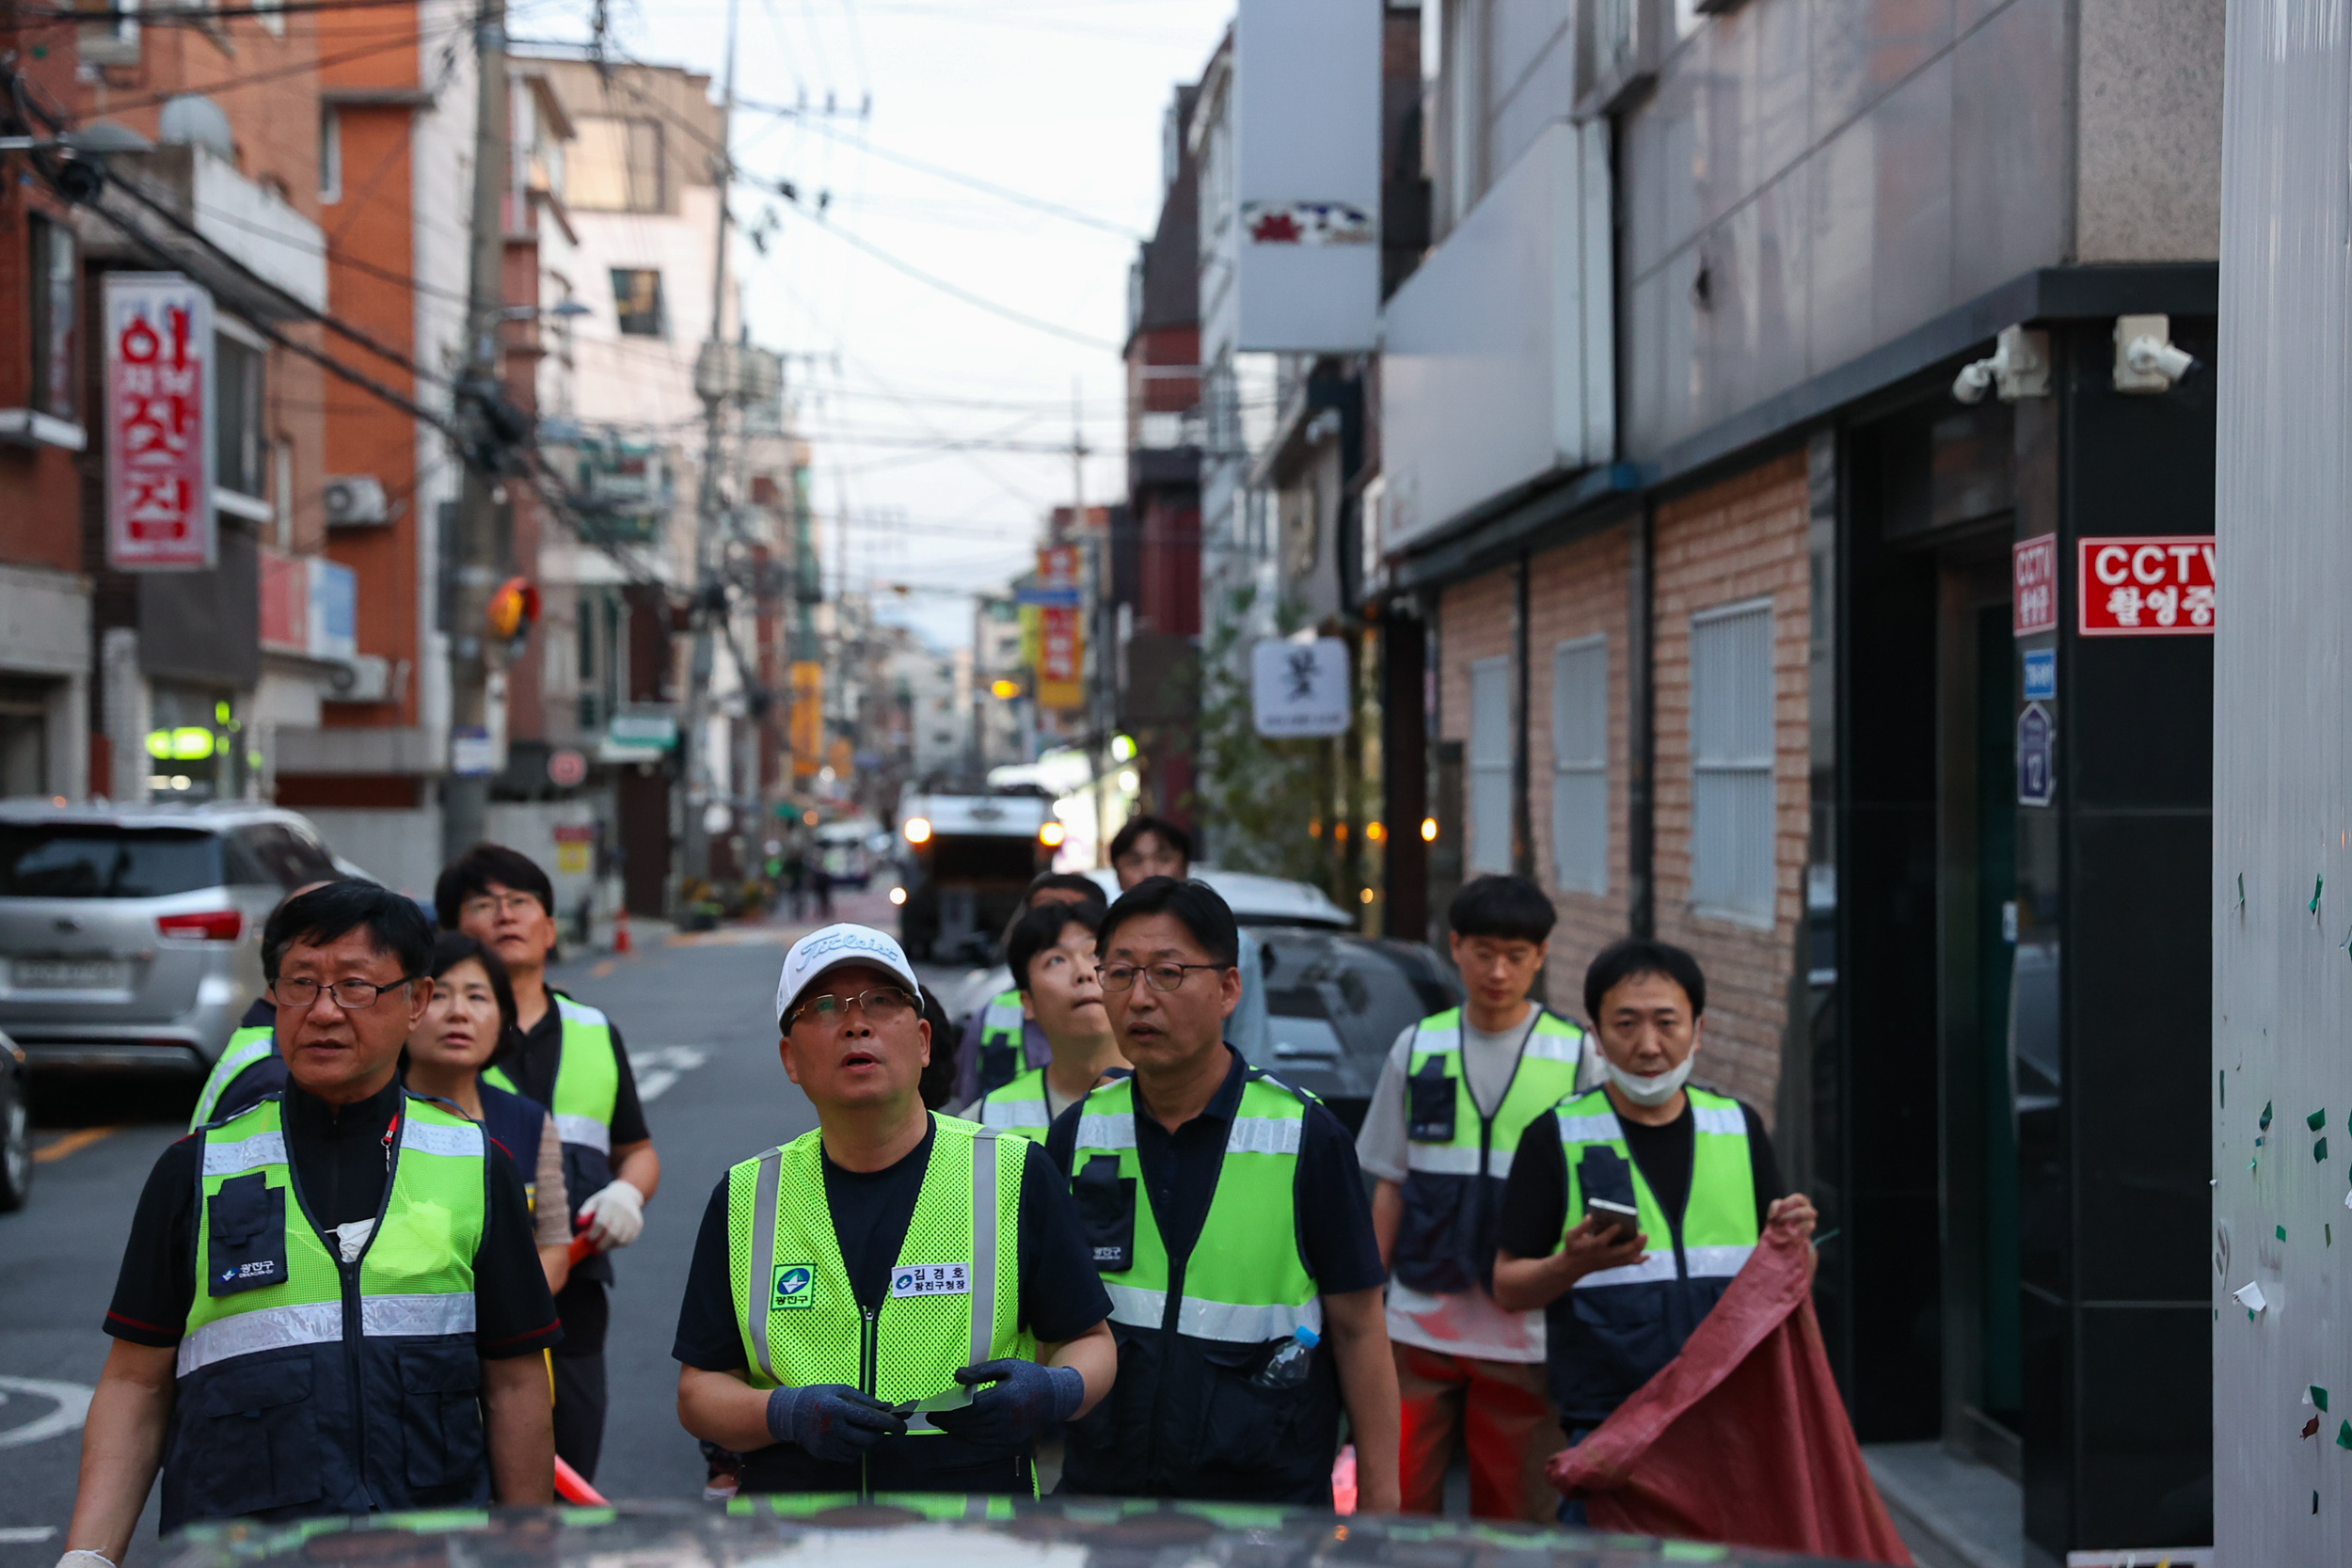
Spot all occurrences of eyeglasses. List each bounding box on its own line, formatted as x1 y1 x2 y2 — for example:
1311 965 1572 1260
787 985 917 1030
273 975 416 1011
1098 961 1225 993
460 892 544 921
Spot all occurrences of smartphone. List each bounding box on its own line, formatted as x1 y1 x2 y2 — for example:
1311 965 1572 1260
1584 1196 1641 1240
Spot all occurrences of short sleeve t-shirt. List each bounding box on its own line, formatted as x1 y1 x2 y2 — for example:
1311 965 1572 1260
1355 1008 1597 1363
105 1080 563 1360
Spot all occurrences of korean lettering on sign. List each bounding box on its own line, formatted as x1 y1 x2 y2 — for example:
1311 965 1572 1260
2012 535 2058 636
2077 536 2216 636
104 274 216 572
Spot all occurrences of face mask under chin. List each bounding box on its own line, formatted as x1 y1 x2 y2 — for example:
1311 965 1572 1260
1607 1053 1694 1107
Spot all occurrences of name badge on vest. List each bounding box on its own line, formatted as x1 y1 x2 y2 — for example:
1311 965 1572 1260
890 1263 971 1298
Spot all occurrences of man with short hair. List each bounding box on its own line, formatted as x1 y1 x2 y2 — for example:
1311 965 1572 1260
60 882 560 1560
1357 874 1602 1521
186 879 347 1130
672 924 1116 1497
1106 816 1191 889
961 901 1127 1140
1493 937 1816 1520
1104 816 1270 1062
952 871 1108 1104
439 842 660 1481
1046 877 1401 1508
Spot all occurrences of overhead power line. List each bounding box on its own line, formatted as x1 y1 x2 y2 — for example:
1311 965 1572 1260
737 92 1146 241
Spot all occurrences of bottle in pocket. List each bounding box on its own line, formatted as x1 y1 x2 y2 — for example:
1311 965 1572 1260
1252 1325 1321 1389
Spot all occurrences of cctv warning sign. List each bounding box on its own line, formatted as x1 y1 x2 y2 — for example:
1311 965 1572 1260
2077 536 2215 637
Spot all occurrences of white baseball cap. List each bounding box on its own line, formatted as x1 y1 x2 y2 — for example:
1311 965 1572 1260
775 923 924 1026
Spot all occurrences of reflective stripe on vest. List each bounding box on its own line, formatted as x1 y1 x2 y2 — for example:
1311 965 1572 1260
485 994 620 1154
726 1114 1034 1417
980 992 1025 1053
1067 1072 1321 1344
1554 1085 1758 1290
975 1066 1053 1143
182 1095 486 1380
1399 1006 1592 1183
189 1025 277 1131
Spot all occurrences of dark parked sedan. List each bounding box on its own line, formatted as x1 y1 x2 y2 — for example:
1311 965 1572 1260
1256 927 1460 1134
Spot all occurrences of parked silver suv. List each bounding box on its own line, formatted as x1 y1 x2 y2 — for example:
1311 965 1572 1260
0 801 347 1074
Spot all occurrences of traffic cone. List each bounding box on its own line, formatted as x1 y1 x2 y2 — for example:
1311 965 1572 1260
612 906 632 955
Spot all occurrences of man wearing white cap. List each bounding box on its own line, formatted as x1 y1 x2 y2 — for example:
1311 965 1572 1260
673 924 1117 1497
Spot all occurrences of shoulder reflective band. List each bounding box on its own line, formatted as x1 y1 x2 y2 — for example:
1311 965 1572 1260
748 1145 785 1385
971 1127 1001 1367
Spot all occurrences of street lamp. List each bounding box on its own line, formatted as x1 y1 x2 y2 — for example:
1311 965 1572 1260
497 300 593 320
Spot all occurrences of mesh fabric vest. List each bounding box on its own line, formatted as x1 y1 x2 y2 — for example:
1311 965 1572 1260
1059 1069 1340 1504
1543 1085 1758 1426
1393 1006 1594 1294
162 1093 488 1530
724 1113 1035 1496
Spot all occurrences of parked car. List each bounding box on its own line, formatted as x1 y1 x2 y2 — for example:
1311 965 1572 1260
0 801 345 1076
0 1028 28 1210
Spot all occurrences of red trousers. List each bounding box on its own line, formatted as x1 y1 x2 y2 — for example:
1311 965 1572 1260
1394 1342 1565 1523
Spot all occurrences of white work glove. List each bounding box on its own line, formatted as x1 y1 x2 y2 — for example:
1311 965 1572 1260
59 1552 119 1568
577 1179 644 1251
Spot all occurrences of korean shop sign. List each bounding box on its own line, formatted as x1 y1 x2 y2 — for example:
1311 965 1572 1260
104 273 216 571
2077 536 2216 636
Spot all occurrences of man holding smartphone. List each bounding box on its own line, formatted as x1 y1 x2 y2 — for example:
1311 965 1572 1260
1492 938 1815 1520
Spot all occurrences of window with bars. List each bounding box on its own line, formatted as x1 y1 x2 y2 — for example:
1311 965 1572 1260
1690 598 1775 923
1469 655 1513 875
1551 636 1607 895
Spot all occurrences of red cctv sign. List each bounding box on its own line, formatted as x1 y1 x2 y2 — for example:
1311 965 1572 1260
2078 536 2216 636
2012 535 2058 636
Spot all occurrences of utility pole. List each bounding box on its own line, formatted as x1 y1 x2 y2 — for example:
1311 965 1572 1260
680 0 741 886
442 0 510 863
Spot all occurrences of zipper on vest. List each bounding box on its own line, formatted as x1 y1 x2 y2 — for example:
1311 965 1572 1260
859 1304 879 1500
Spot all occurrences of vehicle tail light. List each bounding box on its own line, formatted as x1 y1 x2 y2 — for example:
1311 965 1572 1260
158 910 244 942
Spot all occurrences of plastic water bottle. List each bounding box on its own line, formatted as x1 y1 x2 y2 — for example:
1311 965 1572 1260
1252 1325 1320 1388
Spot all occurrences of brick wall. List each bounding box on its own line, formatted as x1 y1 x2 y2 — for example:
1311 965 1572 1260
1524 523 1633 1008
1436 566 1514 752
1650 451 1811 1117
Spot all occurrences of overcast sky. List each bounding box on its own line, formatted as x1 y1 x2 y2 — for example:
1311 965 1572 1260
545 0 1233 649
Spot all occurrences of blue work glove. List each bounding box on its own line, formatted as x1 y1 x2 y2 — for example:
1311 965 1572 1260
927 1358 1086 1450
765 1383 905 1465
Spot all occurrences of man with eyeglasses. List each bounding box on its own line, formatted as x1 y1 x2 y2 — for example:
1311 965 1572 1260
673 923 1115 1497
437 842 660 1483
1044 877 1402 1509
60 882 561 1563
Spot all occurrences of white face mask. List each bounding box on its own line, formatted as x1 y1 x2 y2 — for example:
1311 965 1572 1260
1608 1053 1694 1107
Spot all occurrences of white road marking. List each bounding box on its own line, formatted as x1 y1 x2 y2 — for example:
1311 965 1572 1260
632 1047 709 1103
0 1528 59 1544
0 1378 93 1449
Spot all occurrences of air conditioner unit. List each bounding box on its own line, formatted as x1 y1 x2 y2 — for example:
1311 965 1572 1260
326 655 393 704
324 475 389 527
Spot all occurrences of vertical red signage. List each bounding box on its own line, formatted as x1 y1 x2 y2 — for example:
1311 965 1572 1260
2012 535 2058 636
104 273 215 571
2077 536 2217 636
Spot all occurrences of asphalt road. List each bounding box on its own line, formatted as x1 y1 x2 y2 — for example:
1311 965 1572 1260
0 886 971 1566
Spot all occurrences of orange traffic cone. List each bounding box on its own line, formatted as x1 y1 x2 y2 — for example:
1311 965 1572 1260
612 906 632 955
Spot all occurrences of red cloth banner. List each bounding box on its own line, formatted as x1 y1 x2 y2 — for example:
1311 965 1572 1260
1549 1223 1915 1565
